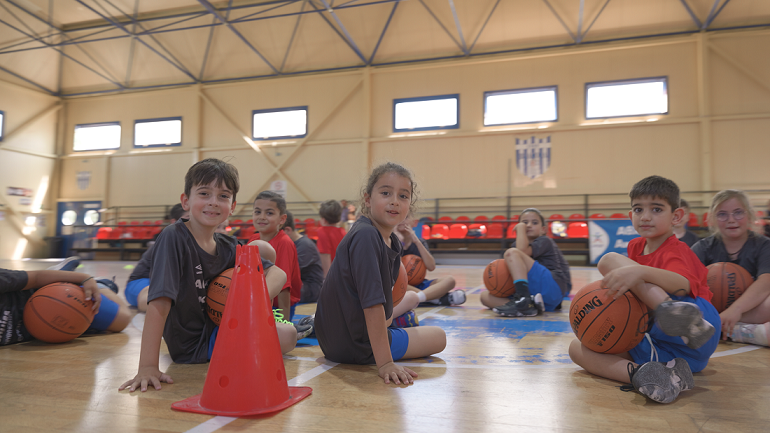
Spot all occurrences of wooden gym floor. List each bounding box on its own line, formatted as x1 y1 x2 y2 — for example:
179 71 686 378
1 259 768 433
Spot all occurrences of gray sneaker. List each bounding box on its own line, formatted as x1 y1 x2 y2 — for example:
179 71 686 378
655 301 715 349
48 256 80 272
297 314 315 338
623 358 694 404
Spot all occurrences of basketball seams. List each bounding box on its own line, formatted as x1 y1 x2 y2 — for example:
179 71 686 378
571 283 646 354
27 297 90 336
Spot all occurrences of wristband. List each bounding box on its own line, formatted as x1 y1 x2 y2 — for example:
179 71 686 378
80 276 94 286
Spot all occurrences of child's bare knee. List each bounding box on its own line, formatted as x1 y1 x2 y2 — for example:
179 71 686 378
108 307 132 332
402 291 420 310
597 252 621 275
568 339 584 365
444 276 456 289
277 323 297 354
504 248 521 260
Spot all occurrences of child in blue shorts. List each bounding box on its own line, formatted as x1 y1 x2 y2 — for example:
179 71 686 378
569 175 720 404
482 208 572 317
314 162 446 385
1 257 130 345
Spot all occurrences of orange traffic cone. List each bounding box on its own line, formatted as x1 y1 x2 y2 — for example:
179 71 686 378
172 244 312 416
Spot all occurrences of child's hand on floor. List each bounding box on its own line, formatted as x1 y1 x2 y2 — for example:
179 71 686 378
378 361 418 385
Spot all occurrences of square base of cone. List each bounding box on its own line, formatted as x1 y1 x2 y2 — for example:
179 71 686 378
171 386 312 416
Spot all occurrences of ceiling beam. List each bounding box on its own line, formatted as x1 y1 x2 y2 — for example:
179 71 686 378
580 0 611 42
318 0 367 63
469 0 500 53
281 1 307 72
0 64 57 95
576 0 585 43
678 0 703 28
541 0 577 42
419 0 465 53
447 0 468 55
368 0 399 64
73 0 199 82
704 0 731 29
196 0 280 75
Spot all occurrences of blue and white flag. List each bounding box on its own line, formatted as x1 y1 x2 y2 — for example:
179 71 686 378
515 136 551 179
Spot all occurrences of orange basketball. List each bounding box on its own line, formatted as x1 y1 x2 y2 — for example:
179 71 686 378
483 259 514 297
393 262 408 307
706 262 753 313
23 282 95 343
570 280 649 354
206 268 233 326
402 254 427 286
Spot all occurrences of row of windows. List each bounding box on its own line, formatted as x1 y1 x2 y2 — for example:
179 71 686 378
68 76 668 152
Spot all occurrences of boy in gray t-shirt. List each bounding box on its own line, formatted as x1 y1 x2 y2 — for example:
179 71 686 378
282 212 324 303
119 159 293 393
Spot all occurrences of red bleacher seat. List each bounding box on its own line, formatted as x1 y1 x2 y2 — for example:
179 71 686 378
456 216 470 222
306 225 318 240
702 212 709 227
474 215 489 222
431 224 449 240
487 223 503 239
590 213 606 219
550 214 565 220
304 218 316 227
688 213 698 227
506 224 517 239
448 224 468 239
567 222 589 238
468 223 487 237
569 213 584 220
96 227 112 239
422 225 431 239
438 216 452 223
610 213 627 219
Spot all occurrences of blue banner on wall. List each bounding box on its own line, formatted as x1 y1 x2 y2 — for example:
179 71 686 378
588 220 640 264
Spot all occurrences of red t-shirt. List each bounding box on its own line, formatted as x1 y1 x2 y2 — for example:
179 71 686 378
627 235 713 302
248 230 302 305
317 226 346 261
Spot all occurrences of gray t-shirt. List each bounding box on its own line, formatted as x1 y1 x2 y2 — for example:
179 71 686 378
511 236 572 296
0 269 32 345
129 244 154 282
147 219 238 364
691 233 770 280
402 238 429 258
678 230 700 248
315 216 402 364
294 235 324 303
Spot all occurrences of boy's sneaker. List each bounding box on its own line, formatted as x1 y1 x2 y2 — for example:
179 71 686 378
392 311 419 328
295 322 314 340
297 314 316 338
96 277 119 294
655 301 715 349
622 358 694 404
48 256 80 272
438 290 467 306
493 295 538 317
533 293 545 314
730 322 770 346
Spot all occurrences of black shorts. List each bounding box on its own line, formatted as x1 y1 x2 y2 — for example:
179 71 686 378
0 291 34 346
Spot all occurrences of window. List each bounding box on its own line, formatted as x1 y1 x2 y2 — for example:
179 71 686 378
586 77 668 119
484 87 557 126
0 110 4 141
134 117 182 148
252 107 308 140
73 122 121 151
393 94 459 132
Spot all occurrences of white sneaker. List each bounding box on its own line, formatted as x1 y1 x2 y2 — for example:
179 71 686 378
439 290 466 306
533 293 545 314
730 322 770 346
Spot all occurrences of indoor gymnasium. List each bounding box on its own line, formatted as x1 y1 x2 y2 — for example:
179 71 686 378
2 1 770 432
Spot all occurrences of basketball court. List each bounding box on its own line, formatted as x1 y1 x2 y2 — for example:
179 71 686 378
1 258 767 433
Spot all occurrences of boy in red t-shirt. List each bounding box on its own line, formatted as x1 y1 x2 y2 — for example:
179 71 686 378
317 200 347 278
569 175 720 404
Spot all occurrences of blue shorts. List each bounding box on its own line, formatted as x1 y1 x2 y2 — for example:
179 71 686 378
388 327 410 361
208 326 219 360
629 295 720 373
527 261 563 312
88 295 119 331
415 279 436 290
125 278 149 307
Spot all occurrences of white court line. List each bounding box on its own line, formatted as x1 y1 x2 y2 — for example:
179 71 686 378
710 345 761 358
417 306 446 321
184 416 238 433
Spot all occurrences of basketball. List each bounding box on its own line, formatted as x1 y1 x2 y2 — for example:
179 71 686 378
393 262 408 307
483 259 514 297
206 268 233 326
570 280 649 354
706 262 753 313
23 282 95 343
402 254 427 286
